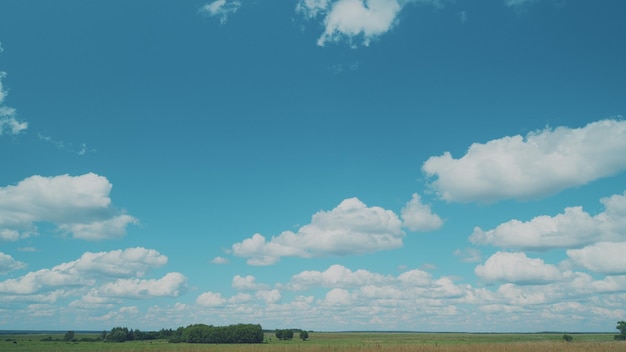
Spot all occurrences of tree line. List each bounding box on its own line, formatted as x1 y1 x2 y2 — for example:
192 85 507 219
102 324 264 343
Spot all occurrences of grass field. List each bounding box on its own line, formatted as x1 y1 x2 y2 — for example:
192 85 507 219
1 331 623 351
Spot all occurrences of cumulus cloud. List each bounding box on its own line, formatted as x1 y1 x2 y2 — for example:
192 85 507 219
70 247 168 278
287 264 391 291
99 272 187 299
196 291 227 307
0 247 169 296
475 251 563 284
0 173 137 241
232 275 268 291
232 198 404 265
0 252 26 274
470 191 626 250
0 71 28 136
200 0 241 24
567 242 626 275
211 256 229 264
401 193 443 231
423 119 626 202
256 289 281 304
297 0 441 47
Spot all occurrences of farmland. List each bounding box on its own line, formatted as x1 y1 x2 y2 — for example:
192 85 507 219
1 331 623 351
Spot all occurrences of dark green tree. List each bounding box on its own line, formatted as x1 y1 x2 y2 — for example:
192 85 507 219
300 330 309 341
63 331 75 342
615 321 626 341
107 327 130 342
275 329 293 340
562 334 573 342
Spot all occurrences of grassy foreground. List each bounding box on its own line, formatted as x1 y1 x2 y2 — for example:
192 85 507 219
1 331 623 351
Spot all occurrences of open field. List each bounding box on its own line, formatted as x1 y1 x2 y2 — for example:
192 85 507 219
1 331 623 351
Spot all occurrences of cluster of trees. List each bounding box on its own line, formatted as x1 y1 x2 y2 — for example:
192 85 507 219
168 324 264 344
102 327 165 342
275 329 309 341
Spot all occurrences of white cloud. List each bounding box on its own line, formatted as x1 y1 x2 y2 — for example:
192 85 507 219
0 248 168 296
0 252 26 274
38 134 94 156
232 197 404 265
286 264 391 291
475 252 563 284
297 0 441 47
211 256 229 264
99 272 186 299
59 215 137 240
423 119 626 202
470 191 626 250
0 71 28 136
71 247 168 278
0 173 137 241
322 288 354 306
196 291 227 307
232 275 268 291
256 289 281 304
200 0 241 24
401 193 443 231
567 242 626 275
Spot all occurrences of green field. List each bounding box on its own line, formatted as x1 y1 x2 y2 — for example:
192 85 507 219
1 331 622 351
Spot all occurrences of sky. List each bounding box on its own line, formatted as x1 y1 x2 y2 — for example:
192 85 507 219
0 0 625 333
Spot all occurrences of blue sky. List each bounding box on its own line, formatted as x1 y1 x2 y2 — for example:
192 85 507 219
1 0 625 332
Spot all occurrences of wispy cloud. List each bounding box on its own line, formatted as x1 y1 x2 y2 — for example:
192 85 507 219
504 0 541 7
0 71 28 136
200 0 242 24
458 10 468 24
38 133 94 155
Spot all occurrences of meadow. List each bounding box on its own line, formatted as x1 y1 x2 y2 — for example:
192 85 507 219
1 331 623 352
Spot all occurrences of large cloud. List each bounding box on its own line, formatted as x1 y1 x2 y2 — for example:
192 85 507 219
0 71 28 136
423 119 626 202
567 242 626 275
0 248 169 295
232 197 404 265
470 191 626 250
475 251 563 284
297 0 441 46
99 273 187 299
0 173 137 241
